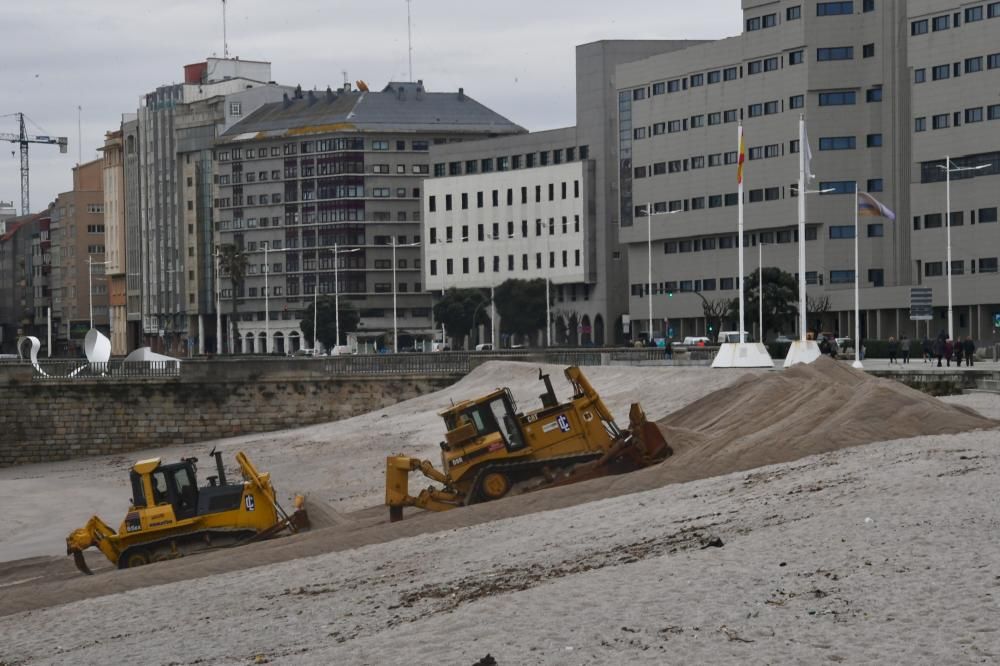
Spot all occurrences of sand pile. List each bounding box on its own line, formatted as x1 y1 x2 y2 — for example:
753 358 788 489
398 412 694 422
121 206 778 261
646 356 997 480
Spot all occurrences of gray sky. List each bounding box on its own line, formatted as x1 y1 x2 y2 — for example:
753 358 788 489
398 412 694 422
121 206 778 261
1 0 741 211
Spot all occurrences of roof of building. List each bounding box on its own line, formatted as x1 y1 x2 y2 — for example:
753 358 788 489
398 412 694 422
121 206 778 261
220 81 525 141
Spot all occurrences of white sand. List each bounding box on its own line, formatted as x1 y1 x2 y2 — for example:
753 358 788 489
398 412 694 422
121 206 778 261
2 429 998 665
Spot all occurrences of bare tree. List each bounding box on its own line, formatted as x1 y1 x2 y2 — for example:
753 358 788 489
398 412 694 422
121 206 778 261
806 294 832 335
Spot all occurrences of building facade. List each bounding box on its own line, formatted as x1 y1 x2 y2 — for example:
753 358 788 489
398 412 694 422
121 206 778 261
102 129 129 355
213 81 524 354
134 58 283 354
423 40 703 347
616 0 999 343
49 159 107 351
0 212 44 352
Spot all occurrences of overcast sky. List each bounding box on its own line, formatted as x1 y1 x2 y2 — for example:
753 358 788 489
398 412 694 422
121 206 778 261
1 0 741 212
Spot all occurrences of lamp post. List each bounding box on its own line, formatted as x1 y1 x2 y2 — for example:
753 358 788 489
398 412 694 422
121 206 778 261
640 203 681 341
214 246 223 354
392 238 421 353
937 157 989 340
87 256 108 330
758 242 765 342
316 243 361 354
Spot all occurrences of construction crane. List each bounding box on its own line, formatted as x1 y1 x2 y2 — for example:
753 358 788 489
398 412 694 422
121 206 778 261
1 112 68 215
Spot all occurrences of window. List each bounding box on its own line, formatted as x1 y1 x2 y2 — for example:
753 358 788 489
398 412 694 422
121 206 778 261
634 165 647 179
911 19 928 35
764 101 780 115
709 195 722 208
668 120 682 133
932 114 950 129
724 67 738 81
966 56 983 73
867 133 883 147
789 50 804 65
746 16 761 31
914 68 926 83
819 91 856 106
748 103 763 117
632 87 645 101
868 269 884 287
924 213 942 229
652 122 665 135
817 2 853 15
229 101 242 116
667 79 682 93
820 136 856 150
690 73 704 87
652 82 665 95
690 114 704 128
989 53 1000 69
867 223 884 237
979 207 998 223
932 64 950 80
925 262 943 277
708 112 721 125
979 258 998 273
817 47 854 61
764 13 777 27
866 86 882 102
863 43 875 58
863 0 875 11
991 2 1000 18
789 94 804 109
829 225 855 239
787 5 801 20
932 15 950 31
633 127 646 140
724 109 738 123
708 70 721 84
830 270 855 284
990 104 1000 120
819 181 857 194
748 59 763 74
372 140 389 151
966 107 984 123
915 117 926 132
867 178 883 192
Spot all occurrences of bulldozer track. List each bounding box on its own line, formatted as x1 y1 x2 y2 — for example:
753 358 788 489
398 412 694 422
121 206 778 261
117 529 257 569
464 452 605 506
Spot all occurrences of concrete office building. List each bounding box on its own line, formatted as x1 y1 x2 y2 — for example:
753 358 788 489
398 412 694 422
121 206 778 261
135 58 287 354
213 81 523 354
425 41 702 347
102 129 128 355
616 0 1000 343
122 115 143 351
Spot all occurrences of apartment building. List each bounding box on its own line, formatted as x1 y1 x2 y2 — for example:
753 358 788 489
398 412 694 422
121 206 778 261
213 81 523 353
135 58 287 354
616 0 999 343
102 129 128 355
0 212 43 352
424 40 701 347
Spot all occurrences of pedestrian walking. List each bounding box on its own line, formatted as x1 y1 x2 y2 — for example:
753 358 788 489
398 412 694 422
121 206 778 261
944 337 954 367
888 336 898 364
900 336 911 364
933 336 944 367
922 336 932 362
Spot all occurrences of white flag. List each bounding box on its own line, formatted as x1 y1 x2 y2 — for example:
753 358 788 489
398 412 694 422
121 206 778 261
802 122 815 182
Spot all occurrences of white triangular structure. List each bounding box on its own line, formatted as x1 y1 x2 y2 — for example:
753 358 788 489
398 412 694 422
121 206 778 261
84 328 111 363
124 347 182 365
783 339 822 368
712 342 774 368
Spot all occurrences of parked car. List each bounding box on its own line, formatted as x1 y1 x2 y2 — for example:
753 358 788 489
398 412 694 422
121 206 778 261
474 343 494 351
682 336 711 346
774 334 794 344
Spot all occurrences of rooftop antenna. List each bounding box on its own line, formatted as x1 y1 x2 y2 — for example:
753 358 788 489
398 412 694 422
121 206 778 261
222 0 229 58
407 0 414 81
342 70 349 86
77 105 82 165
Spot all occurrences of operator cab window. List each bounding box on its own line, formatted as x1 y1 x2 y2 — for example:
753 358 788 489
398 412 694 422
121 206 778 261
171 467 198 518
488 397 526 451
151 471 169 505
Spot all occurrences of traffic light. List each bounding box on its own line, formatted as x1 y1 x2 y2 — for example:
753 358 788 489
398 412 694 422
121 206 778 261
667 290 674 298
708 323 714 332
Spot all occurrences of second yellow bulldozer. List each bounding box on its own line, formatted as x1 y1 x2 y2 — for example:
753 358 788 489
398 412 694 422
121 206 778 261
386 366 670 520
66 449 307 574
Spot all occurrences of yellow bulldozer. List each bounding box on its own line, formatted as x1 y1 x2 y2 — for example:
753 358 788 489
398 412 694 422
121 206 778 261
66 449 308 574
386 366 670 521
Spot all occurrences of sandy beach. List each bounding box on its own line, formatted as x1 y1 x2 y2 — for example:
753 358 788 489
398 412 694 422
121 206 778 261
1 361 999 664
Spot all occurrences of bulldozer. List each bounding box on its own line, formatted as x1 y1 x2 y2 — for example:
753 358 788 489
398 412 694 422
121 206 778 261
386 366 670 521
66 449 308 574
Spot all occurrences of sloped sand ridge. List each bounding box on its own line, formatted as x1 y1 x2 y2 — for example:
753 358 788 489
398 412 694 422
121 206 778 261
647 356 997 479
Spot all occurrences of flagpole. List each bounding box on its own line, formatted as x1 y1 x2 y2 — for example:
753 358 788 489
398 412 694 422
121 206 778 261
797 114 807 342
737 123 745 344
853 186 862 368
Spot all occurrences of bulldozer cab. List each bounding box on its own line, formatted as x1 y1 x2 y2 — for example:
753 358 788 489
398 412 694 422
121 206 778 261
130 460 200 520
443 389 526 452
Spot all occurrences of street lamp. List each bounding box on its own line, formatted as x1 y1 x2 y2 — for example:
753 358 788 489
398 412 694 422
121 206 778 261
937 156 989 340
757 241 766 342
214 246 223 354
392 238 421 353
87 255 108 330
639 203 680 341
263 241 269 354
315 243 360 354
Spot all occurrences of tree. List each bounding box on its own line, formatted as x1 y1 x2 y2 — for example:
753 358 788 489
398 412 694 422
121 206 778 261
300 297 359 349
806 294 832 336
218 244 248 352
699 297 732 339
494 278 549 341
743 267 799 340
433 288 489 346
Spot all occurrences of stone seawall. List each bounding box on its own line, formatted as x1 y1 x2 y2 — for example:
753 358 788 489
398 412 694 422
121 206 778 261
0 373 457 467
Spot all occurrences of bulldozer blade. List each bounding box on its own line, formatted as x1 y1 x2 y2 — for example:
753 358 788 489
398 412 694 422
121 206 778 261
627 403 671 464
71 550 93 576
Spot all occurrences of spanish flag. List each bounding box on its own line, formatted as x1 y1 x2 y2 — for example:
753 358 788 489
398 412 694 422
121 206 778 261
858 191 896 221
737 126 745 184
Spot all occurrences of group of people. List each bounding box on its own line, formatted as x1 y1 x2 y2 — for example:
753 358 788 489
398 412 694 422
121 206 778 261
886 336 913 364
916 332 977 367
